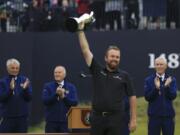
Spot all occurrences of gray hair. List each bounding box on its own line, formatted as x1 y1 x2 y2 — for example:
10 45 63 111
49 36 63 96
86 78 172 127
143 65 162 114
155 56 167 64
6 58 20 68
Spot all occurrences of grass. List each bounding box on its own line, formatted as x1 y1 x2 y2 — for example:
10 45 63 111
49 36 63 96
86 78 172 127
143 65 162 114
29 92 180 135
28 121 45 133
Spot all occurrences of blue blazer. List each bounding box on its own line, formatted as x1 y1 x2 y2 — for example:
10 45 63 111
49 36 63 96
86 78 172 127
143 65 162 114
144 73 177 117
0 75 32 118
42 80 78 122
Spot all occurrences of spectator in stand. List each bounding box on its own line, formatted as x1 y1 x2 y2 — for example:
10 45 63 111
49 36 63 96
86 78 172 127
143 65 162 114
59 0 77 30
143 0 167 29
124 0 139 29
0 0 10 32
0 10 7 32
179 0 180 27
166 0 179 28
42 0 77 31
105 0 123 30
21 0 44 32
76 0 90 16
90 0 105 31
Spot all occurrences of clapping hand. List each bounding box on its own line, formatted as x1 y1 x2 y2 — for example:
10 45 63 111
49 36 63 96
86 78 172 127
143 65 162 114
21 78 30 89
56 87 65 99
10 78 15 90
164 77 172 87
154 77 160 89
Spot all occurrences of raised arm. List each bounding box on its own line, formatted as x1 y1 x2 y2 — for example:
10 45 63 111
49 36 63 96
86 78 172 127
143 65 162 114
77 23 93 67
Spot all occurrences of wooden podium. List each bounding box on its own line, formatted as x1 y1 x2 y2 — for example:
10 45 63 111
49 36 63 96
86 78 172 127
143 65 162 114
67 106 91 129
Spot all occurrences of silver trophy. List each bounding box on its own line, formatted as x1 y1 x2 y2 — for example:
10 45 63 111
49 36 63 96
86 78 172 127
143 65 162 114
65 11 95 32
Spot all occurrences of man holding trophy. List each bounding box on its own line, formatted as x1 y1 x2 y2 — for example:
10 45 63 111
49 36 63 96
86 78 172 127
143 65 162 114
67 11 137 135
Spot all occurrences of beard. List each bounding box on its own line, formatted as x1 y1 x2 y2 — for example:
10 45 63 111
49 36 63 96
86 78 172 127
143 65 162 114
106 60 119 70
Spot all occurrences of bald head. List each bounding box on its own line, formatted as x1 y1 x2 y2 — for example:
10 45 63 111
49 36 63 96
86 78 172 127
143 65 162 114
155 57 167 75
54 66 66 82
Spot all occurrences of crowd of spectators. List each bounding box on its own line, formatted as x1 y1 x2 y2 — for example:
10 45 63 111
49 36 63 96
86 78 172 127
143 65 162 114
0 0 180 32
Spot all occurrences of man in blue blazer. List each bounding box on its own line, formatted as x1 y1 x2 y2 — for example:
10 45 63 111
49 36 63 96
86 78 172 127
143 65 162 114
144 56 177 135
42 65 78 133
0 58 32 133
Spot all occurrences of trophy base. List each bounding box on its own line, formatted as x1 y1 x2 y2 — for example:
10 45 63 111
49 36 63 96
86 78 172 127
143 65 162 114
65 18 78 32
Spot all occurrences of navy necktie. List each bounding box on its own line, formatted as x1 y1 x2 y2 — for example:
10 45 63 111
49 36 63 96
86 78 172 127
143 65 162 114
159 77 163 95
159 77 163 85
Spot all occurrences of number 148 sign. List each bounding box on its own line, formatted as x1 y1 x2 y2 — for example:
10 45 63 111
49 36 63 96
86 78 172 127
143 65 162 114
149 53 180 69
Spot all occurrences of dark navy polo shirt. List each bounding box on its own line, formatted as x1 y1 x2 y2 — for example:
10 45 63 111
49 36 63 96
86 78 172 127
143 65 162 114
89 58 136 112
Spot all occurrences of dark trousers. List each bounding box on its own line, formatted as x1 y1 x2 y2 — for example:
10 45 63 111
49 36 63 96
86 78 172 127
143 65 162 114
0 116 28 133
122 113 130 135
90 112 125 135
105 11 121 30
148 116 175 135
125 4 139 29
166 0 179 28
0 18 7 32
45 121 68 133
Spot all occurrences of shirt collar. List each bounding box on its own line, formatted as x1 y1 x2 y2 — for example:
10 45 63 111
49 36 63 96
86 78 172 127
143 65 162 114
156 73 165 81
104 67 120 73
57 80 64 87
9 75 18 80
